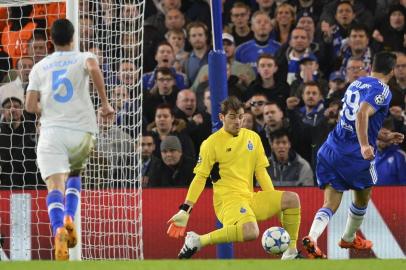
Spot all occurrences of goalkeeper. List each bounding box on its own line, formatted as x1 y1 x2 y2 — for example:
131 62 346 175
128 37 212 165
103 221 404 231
167 96 302 259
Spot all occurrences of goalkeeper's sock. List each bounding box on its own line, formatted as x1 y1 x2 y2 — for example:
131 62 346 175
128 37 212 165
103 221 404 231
308 207 333 242
64 176 81 220
341 203 366 242
199 224 244 247
46 190 65 236
281 207 301 249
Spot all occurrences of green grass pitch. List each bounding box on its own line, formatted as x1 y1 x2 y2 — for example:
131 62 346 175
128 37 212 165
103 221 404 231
0 259 405 270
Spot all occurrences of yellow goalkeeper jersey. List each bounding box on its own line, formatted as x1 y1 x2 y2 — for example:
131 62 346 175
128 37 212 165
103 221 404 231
193 127 269 201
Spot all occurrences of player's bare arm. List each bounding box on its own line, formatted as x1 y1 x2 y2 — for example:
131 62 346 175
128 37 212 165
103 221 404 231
356 102 376 160
25 90 42 115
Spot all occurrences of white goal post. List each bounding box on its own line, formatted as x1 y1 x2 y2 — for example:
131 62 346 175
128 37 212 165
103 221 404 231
0 0 144 260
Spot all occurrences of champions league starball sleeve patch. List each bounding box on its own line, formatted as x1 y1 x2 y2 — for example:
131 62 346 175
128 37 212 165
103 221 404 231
374 94 384 105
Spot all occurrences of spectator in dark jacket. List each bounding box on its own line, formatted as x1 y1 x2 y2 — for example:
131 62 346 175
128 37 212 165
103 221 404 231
148 136 195 187
267 129 314 186
372 5 406 53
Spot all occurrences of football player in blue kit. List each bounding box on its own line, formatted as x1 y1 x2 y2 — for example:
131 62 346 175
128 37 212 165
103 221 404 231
302 52 404 258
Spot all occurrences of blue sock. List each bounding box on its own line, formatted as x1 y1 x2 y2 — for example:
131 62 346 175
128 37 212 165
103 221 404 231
46 190 64 236
65 176 81 220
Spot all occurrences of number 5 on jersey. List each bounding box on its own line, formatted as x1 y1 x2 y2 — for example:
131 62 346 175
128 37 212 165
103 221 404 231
52 69 73 103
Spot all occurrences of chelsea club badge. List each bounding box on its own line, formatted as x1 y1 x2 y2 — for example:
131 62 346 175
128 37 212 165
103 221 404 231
247 140 253 151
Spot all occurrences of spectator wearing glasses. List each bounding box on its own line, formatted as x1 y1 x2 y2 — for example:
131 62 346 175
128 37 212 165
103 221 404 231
225 2 254 46
344 57 368 85
143 67 179 124
248 93 268 133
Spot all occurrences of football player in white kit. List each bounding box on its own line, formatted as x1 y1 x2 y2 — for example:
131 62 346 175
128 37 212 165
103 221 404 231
25 19 114 260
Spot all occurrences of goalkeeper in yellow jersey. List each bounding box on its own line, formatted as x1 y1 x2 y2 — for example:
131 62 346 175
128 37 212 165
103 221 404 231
167 96 302 259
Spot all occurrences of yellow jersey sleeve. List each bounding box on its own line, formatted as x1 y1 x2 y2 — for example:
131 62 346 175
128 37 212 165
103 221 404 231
193 138 216 178
255 133 269 170
255 167 275 191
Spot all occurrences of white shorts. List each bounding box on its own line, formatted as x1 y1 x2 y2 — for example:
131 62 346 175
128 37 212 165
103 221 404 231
37 127 95 180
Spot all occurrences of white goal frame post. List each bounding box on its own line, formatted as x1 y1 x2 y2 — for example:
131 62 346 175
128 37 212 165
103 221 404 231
0 0 144 260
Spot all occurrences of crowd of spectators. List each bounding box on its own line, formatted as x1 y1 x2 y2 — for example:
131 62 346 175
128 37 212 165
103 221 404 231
0 0 406 189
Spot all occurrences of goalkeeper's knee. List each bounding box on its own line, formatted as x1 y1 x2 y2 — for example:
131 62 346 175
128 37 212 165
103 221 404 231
281 191 300 210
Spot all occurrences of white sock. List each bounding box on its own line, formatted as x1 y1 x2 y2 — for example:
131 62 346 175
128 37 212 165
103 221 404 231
342 203 366 242
309 207 333 242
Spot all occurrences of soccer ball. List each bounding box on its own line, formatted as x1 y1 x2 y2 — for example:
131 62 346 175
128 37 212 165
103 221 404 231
261 226 290 254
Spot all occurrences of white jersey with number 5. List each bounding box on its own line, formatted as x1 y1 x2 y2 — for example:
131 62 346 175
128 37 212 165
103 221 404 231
27 51 98 134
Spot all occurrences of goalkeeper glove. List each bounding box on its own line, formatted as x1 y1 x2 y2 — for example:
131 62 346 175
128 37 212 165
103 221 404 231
167 204 192 238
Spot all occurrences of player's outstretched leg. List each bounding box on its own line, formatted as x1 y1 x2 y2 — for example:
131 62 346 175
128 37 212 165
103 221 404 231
303 207 332 259
55 227 69 260
64 176 81 248
178 232 202 259
302 236 326 259
339 192 373 250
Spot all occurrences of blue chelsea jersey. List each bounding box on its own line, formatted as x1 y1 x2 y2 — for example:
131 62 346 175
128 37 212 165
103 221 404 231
326 76 392 158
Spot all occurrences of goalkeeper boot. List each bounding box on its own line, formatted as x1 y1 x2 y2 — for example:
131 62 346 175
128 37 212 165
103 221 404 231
178 231 201 259
281 248 305 260
64 215 77 248
338 235 373 250
55 227 69 261
303 236 326 259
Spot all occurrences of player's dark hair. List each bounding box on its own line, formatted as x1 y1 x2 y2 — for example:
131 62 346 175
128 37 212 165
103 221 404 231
269 128 290 143
372 51 397 75
220 96 244 115
51 19 74 46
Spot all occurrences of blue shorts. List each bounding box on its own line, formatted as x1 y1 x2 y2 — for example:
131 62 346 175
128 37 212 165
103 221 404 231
316 143 377 191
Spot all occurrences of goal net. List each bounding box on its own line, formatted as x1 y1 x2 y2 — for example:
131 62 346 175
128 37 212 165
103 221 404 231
0 0 143 260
